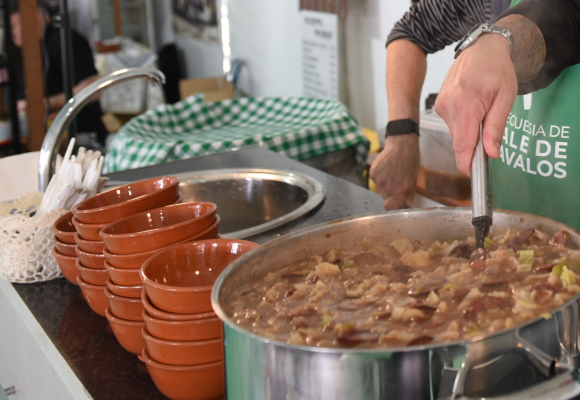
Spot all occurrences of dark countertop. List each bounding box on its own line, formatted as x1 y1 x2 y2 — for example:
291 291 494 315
11 147 387 400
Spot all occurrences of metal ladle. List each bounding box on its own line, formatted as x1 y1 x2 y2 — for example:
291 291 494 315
471 124 493 252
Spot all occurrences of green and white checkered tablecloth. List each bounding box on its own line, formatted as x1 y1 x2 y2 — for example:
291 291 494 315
103 95 370 173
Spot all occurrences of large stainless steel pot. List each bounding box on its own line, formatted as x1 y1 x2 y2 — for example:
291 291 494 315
212 208 580 400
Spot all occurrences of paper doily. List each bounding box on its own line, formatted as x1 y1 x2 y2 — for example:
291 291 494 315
0 205 66 283
0 191 44 218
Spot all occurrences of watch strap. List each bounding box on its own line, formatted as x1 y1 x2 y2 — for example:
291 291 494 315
455 23 515 62
386 119 420 137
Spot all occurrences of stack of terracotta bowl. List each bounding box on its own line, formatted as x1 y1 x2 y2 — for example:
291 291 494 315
138 239 259 400
70 176 180 318
99 202 220 357
52 212 80 285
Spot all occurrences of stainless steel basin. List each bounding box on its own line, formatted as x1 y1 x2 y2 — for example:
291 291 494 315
173 169 325 239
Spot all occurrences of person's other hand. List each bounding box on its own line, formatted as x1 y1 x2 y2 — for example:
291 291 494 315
434 34 518 176
370 134 420 210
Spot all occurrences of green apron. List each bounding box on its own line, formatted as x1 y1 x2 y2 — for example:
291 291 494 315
491 0 580 230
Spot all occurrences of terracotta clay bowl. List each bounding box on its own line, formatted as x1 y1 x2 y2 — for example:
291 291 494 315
106 278 143 299
141 291 215 322
53 237 77 257
52 212 76 244
103 216 220 269
141 348 224 400
104 261 142 286
75 260 109 286
99 202 217 255
72 217 108 241
75 246 106 269
104 288 144 321
74 233 106 254
72 176 179 224
53 248 79 285
105 307 145 355
142 327 223 366
77 276 107 317
142 310 222 342
141 239 259 314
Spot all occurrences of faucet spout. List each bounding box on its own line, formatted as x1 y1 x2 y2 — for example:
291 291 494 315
38 67 166 192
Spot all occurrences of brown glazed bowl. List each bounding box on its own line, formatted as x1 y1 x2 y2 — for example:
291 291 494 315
105 307 145 355
142 327 223 366
75 246 106 269
72 217 108 241
99 202 217 255
71 176 179 224
104 288 144 321
52 212 77 244
53 248 79 285
74 233 106 254
104 261 142 286
103 216 220 269
75 260 109 286
53 238 77 257
141 348 224 400
141 240 259 314
141 291 215 321
106 279 143 299
77 276 107 317
142 310 222 342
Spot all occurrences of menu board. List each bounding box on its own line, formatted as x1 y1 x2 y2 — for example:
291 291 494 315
302 10 339 101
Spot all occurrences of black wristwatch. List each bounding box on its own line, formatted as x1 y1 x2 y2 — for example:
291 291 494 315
386 119 420 137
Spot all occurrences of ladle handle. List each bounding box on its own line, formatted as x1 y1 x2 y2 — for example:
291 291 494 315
471 125 493 244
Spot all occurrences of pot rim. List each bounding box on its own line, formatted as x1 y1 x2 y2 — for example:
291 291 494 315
140 239 259 293
74 232 103 245
75 259 107 273
104 287 142 303
103 215 221 262
52 212 76 235
142 326 222 346
71 216 108 229
106 307 144 326
76 275 106 289
141 347 223 371
142 309 219 325
106 278 143 292
211 207 580 355
141 291 216 321
52 247 77 261
54 237 76 247
104 260 140 274
72 176 178 215
75 245 106 259
99 202 217 240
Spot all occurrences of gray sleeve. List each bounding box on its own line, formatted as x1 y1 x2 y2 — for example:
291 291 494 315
386 0 492 54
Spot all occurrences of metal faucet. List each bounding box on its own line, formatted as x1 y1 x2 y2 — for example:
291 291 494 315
38 67 166 192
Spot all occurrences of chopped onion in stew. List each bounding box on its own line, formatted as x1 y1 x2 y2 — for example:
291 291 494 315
225 228 578 348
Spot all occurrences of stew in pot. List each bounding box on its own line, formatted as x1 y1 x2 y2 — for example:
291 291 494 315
225 228 578 348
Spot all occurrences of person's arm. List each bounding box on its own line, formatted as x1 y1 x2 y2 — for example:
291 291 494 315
371 0 490 210
369 40 425 209
435 0 580 176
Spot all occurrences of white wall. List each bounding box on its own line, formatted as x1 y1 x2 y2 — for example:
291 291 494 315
148 0 455 129
228 0 303 97
152 0 223 79
175 35 224 79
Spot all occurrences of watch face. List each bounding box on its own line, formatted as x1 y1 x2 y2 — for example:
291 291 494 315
454 23 484 53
